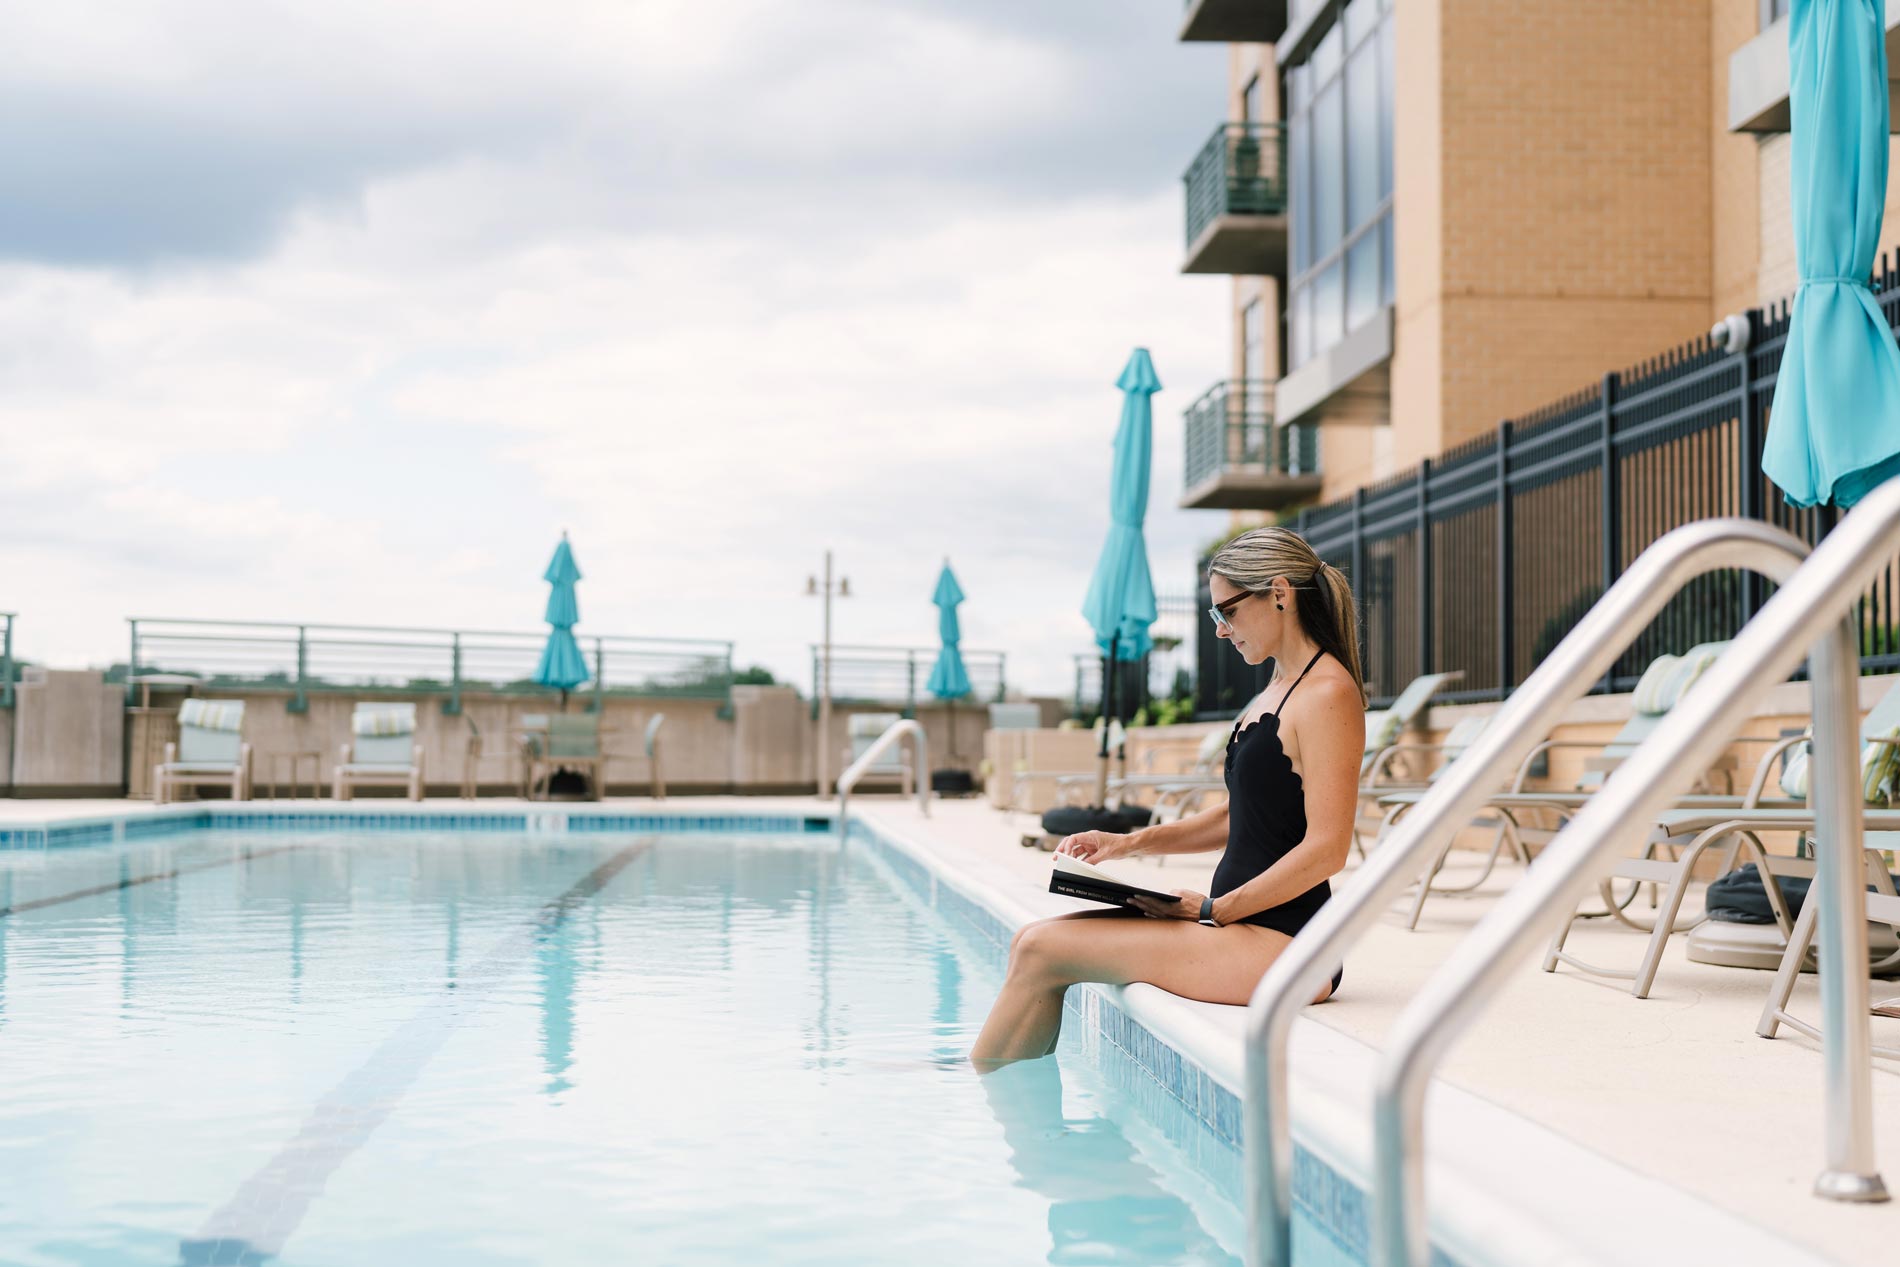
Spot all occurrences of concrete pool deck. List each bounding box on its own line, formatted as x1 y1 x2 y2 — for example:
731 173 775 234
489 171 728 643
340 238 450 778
2 792 1895 1265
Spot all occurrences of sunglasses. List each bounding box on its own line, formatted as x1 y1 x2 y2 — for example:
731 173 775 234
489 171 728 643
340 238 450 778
1207 590 1259 630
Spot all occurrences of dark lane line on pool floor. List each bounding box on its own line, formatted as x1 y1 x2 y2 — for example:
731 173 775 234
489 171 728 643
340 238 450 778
178 838 654 1267
0 844 304 919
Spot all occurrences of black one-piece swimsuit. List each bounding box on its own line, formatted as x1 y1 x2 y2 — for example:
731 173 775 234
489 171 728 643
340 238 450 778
1210 649 1343 994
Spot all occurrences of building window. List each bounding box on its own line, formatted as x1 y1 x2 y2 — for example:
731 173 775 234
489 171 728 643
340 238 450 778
1288 0 1394 371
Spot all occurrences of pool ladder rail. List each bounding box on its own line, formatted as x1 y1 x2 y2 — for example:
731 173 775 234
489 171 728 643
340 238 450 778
1238 497 1896 1267
835 717 931 834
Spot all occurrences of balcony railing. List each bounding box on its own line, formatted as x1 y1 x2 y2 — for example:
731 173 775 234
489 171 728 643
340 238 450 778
810 643 1007 713
1181 381 1322 511
1182 122 1289 274
1 612 13 709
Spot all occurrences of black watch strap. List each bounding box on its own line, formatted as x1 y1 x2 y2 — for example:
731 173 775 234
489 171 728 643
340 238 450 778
1198 896 1219 927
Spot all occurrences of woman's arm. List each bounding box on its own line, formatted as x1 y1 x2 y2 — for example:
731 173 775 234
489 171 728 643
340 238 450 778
1055 799 1229 862
1211 677 1364 926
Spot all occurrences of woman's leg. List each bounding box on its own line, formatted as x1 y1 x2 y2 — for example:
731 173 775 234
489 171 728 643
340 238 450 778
970 913 1300 1069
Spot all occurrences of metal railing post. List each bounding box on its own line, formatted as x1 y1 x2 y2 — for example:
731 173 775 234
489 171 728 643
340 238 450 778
1363 485 1900 1266
1495 423 1514 696
591 637 605 715
1736 314 1766 620
997 653 1008 703
1237 517 1813 1267
290 626 309 714
445 632 463 716
836 717 930 835
126 619 140 705
1598 372 1621 692
2 614 13 712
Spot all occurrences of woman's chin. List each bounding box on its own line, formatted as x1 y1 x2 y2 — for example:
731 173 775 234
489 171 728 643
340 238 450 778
1234 641 1264 665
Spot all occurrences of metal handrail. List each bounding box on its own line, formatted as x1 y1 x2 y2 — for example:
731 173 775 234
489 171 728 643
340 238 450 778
1238 517 1815 1267
1370 487 1900 1266
835 718 930 832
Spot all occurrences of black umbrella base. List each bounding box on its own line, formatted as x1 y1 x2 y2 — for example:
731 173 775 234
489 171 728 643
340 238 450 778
545 769 592 800
1038 804 1154 839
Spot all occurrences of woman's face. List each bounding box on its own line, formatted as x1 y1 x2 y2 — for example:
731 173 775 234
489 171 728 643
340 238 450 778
1208 573 1283 666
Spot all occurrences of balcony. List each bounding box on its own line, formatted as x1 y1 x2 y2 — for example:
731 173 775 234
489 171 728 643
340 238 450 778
1178 381 1322 511
1182 122 1289 276
1178 0 1288 43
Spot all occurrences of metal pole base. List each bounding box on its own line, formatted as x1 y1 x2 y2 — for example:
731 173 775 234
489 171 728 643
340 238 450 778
1814 1171 1890 1203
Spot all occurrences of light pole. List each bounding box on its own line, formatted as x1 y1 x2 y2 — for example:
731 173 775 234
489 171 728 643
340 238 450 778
806 550 850 796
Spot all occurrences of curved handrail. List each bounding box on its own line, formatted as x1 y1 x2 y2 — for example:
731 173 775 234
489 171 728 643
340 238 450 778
1370 483 1900 1266
836 718 930 832
1239 517 1814 1267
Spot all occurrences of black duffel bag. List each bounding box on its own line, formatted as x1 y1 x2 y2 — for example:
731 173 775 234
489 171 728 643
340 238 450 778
1039 803 1153 838
1706 861 1900 924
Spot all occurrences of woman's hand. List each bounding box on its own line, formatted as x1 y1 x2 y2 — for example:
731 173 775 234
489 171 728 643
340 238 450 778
1055 830 1132 862
1130 889 1208 921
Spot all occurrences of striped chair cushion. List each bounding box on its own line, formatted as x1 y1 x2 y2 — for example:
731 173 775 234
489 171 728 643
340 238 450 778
353 705 416 737
1778 724 1900 804
178 699 244 732
1630 656 1682 715
1661 648 1721 710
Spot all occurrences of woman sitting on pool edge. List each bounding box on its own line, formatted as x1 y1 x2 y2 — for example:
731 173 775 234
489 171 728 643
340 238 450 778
971 527 1365 1069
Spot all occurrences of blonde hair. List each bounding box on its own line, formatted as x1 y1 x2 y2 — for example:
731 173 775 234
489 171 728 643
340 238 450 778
1208 526 1366 705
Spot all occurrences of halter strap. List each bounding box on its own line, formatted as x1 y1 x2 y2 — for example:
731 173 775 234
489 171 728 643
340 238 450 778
1270 649 1326 717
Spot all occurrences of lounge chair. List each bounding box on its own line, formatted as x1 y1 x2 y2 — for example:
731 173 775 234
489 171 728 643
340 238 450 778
1360 670 1465 781
333 703 424 801
843 712 914 794
528 714 607 801
153 698 251 804
1542 675 1900 997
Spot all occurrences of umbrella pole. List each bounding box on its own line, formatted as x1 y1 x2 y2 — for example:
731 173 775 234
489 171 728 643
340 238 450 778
1094 635 1117 806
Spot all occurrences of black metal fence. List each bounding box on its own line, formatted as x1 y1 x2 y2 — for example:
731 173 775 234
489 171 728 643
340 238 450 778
1197 251 1900 717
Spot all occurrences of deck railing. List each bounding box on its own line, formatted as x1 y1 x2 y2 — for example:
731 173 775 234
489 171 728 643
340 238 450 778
1184 380 1319 491
0 612 13 709
1197 246 1900 716
810 643 1006 714
1183 122 1288 248
124 618 735 715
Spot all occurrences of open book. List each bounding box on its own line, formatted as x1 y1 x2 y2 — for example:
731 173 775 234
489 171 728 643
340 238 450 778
1049 851 1182 909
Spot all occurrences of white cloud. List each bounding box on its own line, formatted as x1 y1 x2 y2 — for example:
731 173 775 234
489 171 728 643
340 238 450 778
0 0 1234 699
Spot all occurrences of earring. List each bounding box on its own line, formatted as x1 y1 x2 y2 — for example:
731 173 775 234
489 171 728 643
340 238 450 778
1275 601 1285 611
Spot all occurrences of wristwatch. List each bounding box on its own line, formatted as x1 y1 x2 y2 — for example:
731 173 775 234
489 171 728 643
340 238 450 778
1198 897 1220 928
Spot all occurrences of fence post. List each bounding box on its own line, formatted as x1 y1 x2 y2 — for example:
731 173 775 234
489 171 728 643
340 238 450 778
125 620 139 705
1736 313 1765 621
1598 372 1620 693
1 615 12 711
444 632 463 716
996 653 1007 703
290 626 309 714
1417 457 1434 681
906 653 917 720
1495 422 1514 699
1350 487 1368 679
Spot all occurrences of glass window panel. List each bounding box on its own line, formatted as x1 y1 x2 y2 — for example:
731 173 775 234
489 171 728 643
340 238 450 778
1344 0 1377 47
1290 63 1309 110
1347 229 1381 331
1379 16 1395 202
1313 22 1343 81
1381 214 1395 307
1292 285 1314 370
1314 262 1344 355
1346 43 1381 226
1312 81 1344 261
1291 111 1312 272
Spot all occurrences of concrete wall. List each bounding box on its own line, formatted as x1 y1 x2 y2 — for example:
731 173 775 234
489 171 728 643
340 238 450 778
11 669 124 794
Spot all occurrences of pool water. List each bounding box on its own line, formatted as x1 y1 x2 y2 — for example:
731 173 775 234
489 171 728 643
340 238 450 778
0 830 1359 1266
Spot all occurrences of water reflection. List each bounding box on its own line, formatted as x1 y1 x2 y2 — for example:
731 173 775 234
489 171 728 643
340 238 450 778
981 1059 1236 1266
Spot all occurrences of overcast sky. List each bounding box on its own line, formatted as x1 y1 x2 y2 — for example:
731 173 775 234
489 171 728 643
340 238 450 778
1 0 1232 697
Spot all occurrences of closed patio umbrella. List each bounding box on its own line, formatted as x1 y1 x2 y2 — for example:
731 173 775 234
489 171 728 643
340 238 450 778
533 533 590 711
927 560 973 762
1081 348 1161 804
1762 0 1900 508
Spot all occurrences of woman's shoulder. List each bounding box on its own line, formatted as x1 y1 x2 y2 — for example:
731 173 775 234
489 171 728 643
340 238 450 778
1289 667 1367 726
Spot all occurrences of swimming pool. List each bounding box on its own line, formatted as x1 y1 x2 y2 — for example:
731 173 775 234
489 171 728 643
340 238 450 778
0 821 1363 1266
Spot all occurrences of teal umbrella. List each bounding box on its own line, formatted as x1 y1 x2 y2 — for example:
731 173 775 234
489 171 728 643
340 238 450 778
928 561 972 759
1080 348 1161 802
533 533 590 710
1762 0 1900 508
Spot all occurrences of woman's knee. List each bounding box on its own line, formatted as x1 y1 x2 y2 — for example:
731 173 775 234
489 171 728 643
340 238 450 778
1008 921 1064 982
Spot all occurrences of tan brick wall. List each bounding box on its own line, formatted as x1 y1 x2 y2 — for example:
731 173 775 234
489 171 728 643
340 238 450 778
1434 0 1712 445
1711 0 1761 319
1389 0 1445 477
1756 131 1900 310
